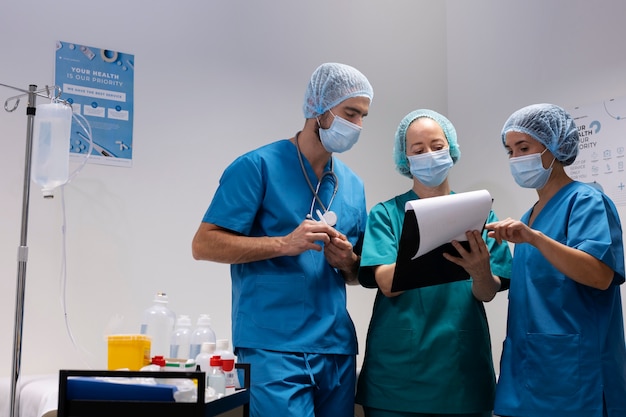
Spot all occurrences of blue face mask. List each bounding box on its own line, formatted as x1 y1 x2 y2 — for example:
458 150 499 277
318 111 361 153
509 148 555 189
407 149 453 187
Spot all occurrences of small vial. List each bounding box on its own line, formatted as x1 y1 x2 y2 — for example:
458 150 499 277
208 356 226 398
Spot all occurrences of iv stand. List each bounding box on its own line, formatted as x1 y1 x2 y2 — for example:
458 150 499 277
1 82 61 417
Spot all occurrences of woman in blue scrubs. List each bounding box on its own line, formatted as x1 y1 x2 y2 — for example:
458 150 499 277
486 103 626 417
355 109 512 417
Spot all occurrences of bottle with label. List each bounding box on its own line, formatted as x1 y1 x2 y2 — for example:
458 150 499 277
140 292 177 358
208 356 226 399
31 101 73 198
189 314 216 359
215 338 240 389
170 314 192 359
222 358 236 395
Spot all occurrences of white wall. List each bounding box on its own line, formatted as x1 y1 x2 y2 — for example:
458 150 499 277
446 0 626 373
1 0 625 381
0 0 446 375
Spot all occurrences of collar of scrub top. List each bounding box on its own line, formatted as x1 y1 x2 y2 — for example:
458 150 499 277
294 131 339 226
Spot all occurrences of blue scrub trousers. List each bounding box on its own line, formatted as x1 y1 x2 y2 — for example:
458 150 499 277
237 348 356 417
363 408 491 417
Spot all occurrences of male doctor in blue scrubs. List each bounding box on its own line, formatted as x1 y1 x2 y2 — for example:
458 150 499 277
192 62 373 417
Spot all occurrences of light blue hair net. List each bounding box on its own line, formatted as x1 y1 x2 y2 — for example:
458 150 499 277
501 103 579 166
393 109 461 179
303 63 373 118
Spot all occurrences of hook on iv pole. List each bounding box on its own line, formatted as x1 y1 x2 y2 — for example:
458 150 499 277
2 83 62 112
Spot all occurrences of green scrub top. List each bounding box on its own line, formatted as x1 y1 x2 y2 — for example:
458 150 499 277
355 190 512 414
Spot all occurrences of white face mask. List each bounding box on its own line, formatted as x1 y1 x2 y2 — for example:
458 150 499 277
509 148 555 189
318 111 361 153
407 149 453 187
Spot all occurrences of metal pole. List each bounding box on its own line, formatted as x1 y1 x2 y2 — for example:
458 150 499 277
9 84 37 417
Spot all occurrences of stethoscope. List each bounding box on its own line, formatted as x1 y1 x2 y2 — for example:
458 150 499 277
295 132 339 226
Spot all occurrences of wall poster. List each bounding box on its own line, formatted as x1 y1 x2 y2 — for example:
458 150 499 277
55 41 134 167
566 96 626 206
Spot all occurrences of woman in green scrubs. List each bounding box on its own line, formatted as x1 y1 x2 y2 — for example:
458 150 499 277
355 109 512 417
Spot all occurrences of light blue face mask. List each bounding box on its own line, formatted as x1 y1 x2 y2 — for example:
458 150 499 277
318 111 361 153
407 148 453 187
509 148 555 189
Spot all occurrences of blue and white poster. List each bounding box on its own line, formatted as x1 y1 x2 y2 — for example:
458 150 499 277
566 96 626 206
55 41 134 167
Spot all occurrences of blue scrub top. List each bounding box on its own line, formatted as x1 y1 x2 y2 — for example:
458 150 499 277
202 139 366 355
495 182 626 417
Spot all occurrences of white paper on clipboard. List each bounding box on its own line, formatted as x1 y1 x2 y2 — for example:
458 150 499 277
404 189 493 259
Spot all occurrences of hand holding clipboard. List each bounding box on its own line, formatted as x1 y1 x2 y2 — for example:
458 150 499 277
391 189 493 292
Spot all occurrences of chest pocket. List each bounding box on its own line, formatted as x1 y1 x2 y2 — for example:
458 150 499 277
334 203 362 246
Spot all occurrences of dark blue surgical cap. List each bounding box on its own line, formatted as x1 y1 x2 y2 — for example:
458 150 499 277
394 109 461 179
501 103 579 166
303 63 373 119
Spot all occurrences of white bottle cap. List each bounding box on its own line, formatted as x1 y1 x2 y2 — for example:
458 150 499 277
197 314 212 325
201 342 216 354
176 315 192 326
216 339 230 351
154 292 169 303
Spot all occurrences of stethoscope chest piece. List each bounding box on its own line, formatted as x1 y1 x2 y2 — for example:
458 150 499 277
321 210 337 226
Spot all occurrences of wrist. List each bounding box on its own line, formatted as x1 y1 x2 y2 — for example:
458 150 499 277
471 274 500 302
341 254 361 283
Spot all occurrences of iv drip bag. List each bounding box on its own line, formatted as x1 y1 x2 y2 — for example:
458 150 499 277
31 101 73 198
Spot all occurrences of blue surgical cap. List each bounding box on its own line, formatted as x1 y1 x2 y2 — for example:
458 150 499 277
501 103 579 166
394 109 461 179
303 63 373 119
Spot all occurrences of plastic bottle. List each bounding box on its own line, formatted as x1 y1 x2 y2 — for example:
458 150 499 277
189 314 216 359
194 341 216 373
140 292 177 358
31 101 73 198
208 356 226 398
221 358 236 395
215 339 235 360
215 339 240 389
169 315 192 359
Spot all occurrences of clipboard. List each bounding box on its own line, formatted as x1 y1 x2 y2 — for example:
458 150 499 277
391 190 492 292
